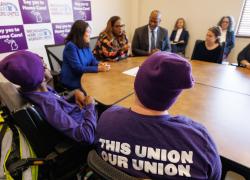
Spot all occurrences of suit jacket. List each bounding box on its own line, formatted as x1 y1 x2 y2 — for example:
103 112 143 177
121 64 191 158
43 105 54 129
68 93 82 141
170 29 189 53
224 30 235 57
170 29 189 46
132 25 171 56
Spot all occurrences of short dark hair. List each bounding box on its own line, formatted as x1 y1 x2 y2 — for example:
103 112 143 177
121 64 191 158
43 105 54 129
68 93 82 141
217 16 234 32
65 20 89 48
208 26 221 44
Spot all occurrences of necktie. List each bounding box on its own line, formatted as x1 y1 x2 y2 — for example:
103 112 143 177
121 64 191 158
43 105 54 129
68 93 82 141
151 30 156 50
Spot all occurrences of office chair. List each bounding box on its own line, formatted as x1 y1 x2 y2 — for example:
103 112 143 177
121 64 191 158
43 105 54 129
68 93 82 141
191 40 225 64
0 82 88 179
86 149 139 180
90 36 99 51
44 44 64 72
220 156 250 180
44 44 67 93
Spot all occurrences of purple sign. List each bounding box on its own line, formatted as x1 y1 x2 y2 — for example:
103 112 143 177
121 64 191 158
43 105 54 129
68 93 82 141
72 0 92 21
19 0 50 24
52 22 73 44
0 25 28 53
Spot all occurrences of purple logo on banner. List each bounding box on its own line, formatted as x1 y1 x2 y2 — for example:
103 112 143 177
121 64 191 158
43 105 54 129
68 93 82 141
0 2 19 16
0 25 28 53
19 0 50 24
52 22 73 44
72 0 92 21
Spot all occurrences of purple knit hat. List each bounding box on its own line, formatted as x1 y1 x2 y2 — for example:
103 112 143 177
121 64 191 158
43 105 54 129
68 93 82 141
0 50 44 91
134 52 194 111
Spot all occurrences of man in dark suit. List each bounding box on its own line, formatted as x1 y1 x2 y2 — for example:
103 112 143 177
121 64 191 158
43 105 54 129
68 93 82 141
132 10 171 56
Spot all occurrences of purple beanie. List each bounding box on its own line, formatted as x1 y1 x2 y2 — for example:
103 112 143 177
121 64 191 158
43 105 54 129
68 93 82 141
0 50 44 91
134 52 194 111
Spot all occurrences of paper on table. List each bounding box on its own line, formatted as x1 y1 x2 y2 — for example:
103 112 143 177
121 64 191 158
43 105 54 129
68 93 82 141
122 67 139 77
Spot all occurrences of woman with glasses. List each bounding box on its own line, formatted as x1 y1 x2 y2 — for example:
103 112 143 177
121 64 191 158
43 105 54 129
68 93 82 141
217 16 235 58
93 16 129 61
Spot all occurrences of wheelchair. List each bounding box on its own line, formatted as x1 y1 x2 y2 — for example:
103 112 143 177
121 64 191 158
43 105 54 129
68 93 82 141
0 82 91 180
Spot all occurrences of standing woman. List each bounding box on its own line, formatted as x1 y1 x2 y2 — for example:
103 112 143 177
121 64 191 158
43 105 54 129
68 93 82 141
93 16 129 61
217 16 235 58
192 26 223 63
61 20 110 90
170 18 189 55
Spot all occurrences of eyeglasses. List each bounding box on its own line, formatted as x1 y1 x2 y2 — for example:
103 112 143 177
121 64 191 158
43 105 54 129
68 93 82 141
222 21 229 24
114 24 125 28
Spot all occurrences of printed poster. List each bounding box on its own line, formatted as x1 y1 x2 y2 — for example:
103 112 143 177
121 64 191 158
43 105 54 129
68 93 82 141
72 0 91 21
19 0 51 24
52 22 72 44
0 25 28 53
48 0 73 23
0 0 23 25
24 23 54 49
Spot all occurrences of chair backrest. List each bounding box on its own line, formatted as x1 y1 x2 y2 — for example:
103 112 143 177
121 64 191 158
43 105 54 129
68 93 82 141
191 40 225 64
0 82 72 157
87 150 138 180
44 44 65 72
89 36 98 51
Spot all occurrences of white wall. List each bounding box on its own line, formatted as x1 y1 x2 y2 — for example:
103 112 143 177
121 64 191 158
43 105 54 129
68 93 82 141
91 0 133 38
133 0 249 62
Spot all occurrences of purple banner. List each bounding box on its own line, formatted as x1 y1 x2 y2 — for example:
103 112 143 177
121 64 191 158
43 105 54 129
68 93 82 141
72 0 92 21
0 25 28 53
52 22 73 44
19 0 50 24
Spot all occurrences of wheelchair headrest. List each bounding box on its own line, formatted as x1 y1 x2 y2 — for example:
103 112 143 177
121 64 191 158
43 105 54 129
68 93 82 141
0 82 28 112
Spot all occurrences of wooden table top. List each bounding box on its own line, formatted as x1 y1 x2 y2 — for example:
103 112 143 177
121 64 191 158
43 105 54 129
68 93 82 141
191 60 250 95
117 84 250 168
81 57 145 105
81 57 250 105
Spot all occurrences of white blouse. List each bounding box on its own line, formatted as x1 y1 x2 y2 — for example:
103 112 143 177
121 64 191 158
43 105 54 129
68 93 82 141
174 29 183 42
220 30 227 43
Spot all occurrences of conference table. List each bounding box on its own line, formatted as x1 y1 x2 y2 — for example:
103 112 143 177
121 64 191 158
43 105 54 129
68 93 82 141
81 57 250 171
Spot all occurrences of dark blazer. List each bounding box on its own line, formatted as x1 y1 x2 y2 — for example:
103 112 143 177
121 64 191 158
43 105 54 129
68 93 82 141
132 25 171 56
224 30 235 57
170 29 189 53
237 43 250 66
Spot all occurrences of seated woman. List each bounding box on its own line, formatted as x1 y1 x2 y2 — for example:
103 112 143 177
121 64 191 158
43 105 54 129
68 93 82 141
192 26 223 63
0 51 97 144
217 16 235 58
93 16 129 61
61 20 110 90
237 43 250 69
170 18 189 55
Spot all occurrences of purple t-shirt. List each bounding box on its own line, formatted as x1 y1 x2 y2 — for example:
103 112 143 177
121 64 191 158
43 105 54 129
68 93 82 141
22 87 97 144
95 106 221 180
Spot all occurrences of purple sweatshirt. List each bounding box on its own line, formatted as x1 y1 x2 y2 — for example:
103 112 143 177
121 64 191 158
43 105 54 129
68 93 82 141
22 87 97 144
95 106 221 180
